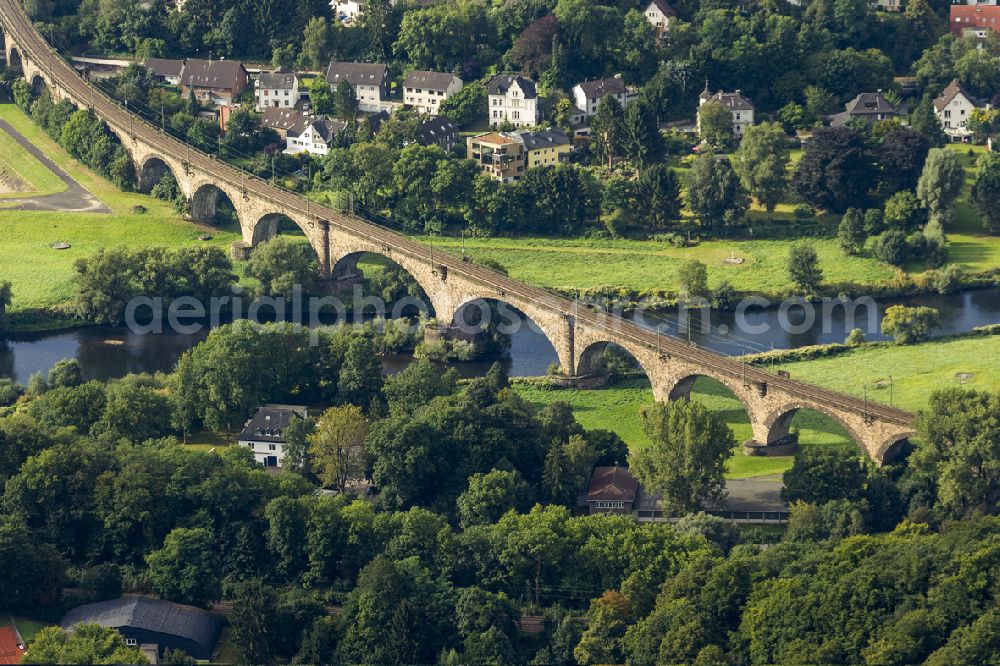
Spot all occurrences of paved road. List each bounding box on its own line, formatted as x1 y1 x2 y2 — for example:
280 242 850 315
0 117 109 213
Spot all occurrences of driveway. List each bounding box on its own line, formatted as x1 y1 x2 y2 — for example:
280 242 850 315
0 117 110 213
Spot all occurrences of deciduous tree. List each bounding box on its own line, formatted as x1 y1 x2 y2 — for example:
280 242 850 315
631 400 734 514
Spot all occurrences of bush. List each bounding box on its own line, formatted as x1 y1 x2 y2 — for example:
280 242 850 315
846 328 865 346
930 265 965 295
871 230 909 266
0 378 24 406
881 305 941 344
793 204 814 219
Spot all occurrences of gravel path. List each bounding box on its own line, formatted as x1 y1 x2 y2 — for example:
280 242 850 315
0 117 110 213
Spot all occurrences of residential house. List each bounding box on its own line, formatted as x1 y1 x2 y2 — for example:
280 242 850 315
179 58 249 107
286 116 346 156
871 0 902 11
950 5 1000 36
487 74 539 128
237 405 308 467
935 79 986 140
418 115 459 153
144 57 183 85
572 75 634 117
467 128 573 181
829 90 902 126
325 61 389 114
261 107 304 138
643 0 676 37
403 70 463 115
61 597 221 662
332 0 365 22
255 67 298 112
467 132 525 182
698 84 756 137
586 465 638 515
512 128 573 169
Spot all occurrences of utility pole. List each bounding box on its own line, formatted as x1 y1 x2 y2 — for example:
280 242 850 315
888 374 893 407
160 103 165 132
864 385 869 422
461 229 466 259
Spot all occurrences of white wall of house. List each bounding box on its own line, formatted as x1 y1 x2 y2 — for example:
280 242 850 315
644 2 672 35
240 440 285 467
489 82 538 128
404 78 463 115
255 81 298 112
937 93 979 139
286 124 331 156
353 83 384 113
572 87 633 117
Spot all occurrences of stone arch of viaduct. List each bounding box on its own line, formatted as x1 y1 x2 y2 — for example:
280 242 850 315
0 9 917 463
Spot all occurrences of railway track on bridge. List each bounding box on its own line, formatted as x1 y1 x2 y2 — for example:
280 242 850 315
0 0 913 427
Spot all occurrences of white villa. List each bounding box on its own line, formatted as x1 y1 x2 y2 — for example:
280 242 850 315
487 74 539 128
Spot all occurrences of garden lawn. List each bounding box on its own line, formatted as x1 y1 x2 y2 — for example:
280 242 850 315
0 124 66 198
0 104 241 316
513 376 855 479
773 335 1000 413
11 616 49 643
425 235 899 295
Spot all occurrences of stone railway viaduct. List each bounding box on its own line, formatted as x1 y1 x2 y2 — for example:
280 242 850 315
0 0 916 462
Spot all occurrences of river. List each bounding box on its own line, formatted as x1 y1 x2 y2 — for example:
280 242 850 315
2 288 1000 384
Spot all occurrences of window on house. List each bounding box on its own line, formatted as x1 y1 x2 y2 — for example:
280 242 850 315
125 639 137 647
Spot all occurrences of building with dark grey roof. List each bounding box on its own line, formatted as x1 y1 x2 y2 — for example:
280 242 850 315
572 76 634 117
325 61 389 113
237 405 308 467
60 597 221 661
487 75 539 128
419 115 459 152
255 67 299 112
179 58 249 106
144 58 183 85
829 90 902 127
403 70 463 114
698 84 756 137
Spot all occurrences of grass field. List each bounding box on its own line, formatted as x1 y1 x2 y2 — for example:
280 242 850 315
514 376 855 479
425 235 900 295
10 616 49 643
0 124 66 199
773 334 1000 412
0 104 241 317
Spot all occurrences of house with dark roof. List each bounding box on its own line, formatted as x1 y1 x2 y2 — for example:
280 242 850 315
643 0 677 37
325 61 389 113
178 58 249 107
403 70 463 115
487 74 539 128
418 115 459 152
60 597 221 661
572 76 635 117
255 67 299 112
512 128 573 169
698 84 756 137
586 465 638 514
261 107 305 138
286 117 346 156
934 79 987 140
828 90 902 127
144 58 183 85
237 405 308 467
